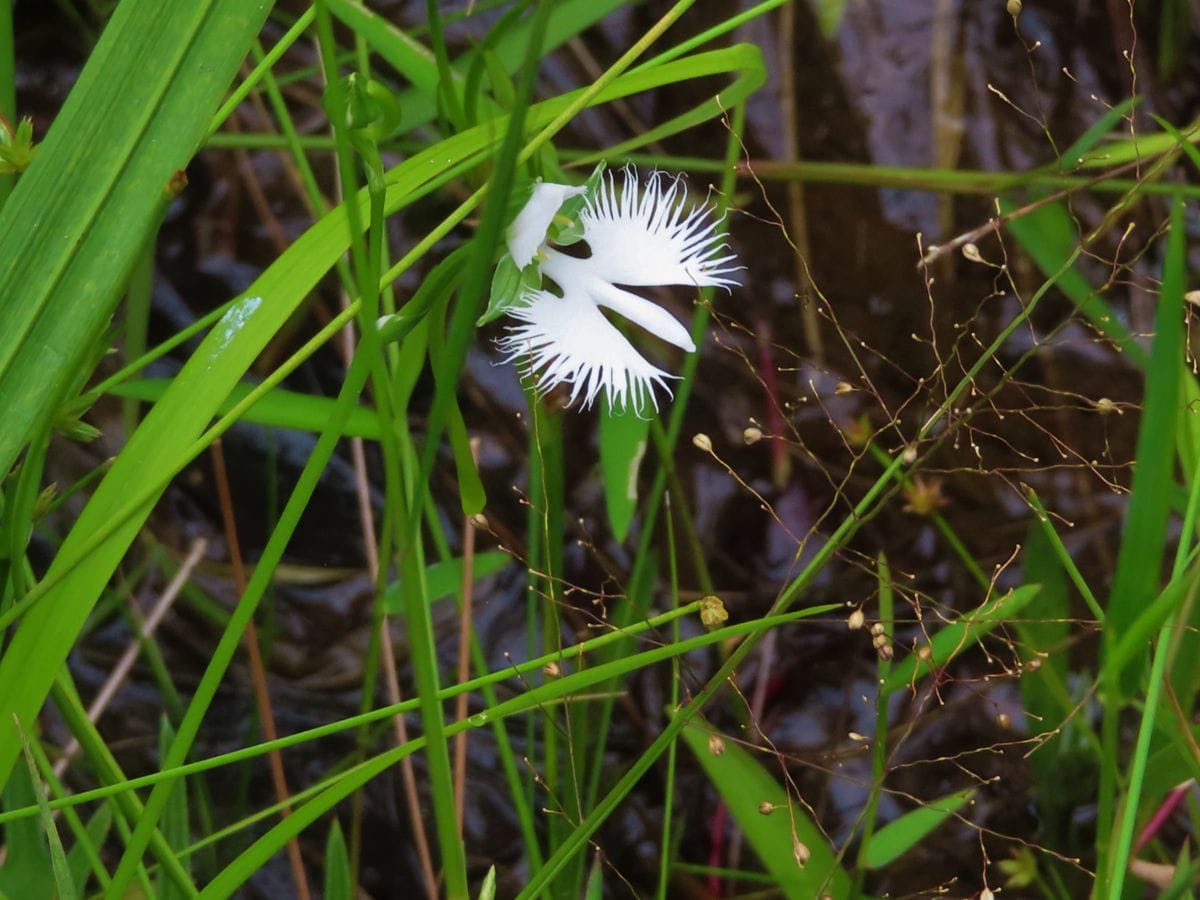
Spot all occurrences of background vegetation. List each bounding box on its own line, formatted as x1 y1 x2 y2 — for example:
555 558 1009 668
1 0 1199 897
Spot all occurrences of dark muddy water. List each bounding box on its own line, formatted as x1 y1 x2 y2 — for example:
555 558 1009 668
16 0 1200 896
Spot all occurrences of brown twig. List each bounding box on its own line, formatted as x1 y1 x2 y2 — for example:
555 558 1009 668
210 440 312 900
338 315 438 900
779 1 823 362
918 155 1156 268
54 537 208 779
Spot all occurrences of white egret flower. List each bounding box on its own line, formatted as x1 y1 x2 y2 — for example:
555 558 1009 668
496 166 739 414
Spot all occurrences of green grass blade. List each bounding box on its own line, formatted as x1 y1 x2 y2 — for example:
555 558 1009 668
196 606 838 897
1001 198 1143 363
65 806 112 894
109 379 385 440
0 759 55 897
157 718 191 900
15 719 76 900
327 0 441 98
1105 198 1185 668
383 551 511 613
0 0 272 477
680 721 852 897
599 401 651 542
881 585 1040 696
0 0 14 207
863 787 974 869
1056 97 1140 171
324 820 352 900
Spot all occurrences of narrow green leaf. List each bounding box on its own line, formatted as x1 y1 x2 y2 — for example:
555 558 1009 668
1002 198 1143 363
0 761 54 898
0 0 273 477
599 401 650 542
14 718 76 900
477 866 497 900
1106 198 1186 684
384 551 511 615
65 806 112 895
1056 96 1140 171
447 399 486 515
482 48 517 110
680 720 852 897
1077 121 1200 168
323 820 351 900
882 585 1040 696
863 787 975 869
110 379 384 439
157 718 191 900
583 854 603 900
327 0 441 98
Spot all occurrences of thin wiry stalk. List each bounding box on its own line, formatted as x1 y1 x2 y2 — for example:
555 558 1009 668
778 0 822 363
341 317 437 899
210 440 312 900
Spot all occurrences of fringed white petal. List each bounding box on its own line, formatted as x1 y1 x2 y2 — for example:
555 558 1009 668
506 181 587 269
541 249 695 352
577 166 741 289
496 287 675 415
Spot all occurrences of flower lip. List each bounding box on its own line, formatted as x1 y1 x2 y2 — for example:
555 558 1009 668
540 249 696 353
496 287 676 415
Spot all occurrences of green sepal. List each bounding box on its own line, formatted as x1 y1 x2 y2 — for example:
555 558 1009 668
479 253 541 325
549 161 606 246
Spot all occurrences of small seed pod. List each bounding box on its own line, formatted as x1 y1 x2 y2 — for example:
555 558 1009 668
793 837 811 867
693 432 713 452
699 595 729 629
708 733 726 756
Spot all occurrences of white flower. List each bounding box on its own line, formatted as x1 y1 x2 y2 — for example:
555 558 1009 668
506 181 586 269
497 166 739 414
